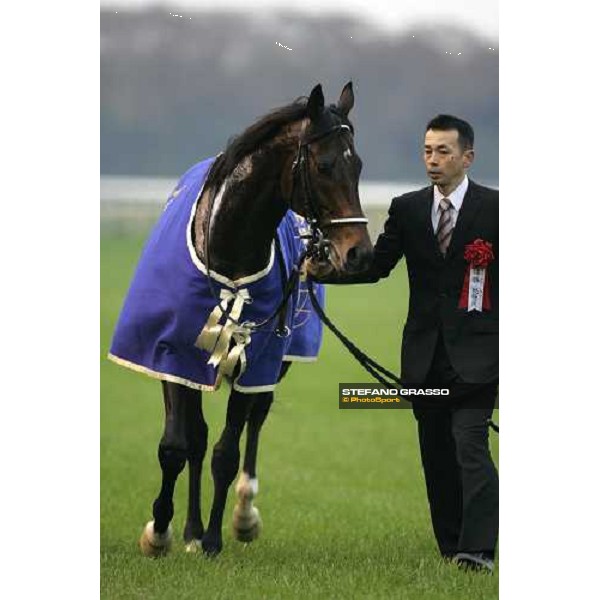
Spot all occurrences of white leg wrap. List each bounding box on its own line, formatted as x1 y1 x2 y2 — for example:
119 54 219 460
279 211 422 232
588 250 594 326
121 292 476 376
139 520 173 557
232 472 262 542
144 520 173 546
184 539 202 553
235 472 259 501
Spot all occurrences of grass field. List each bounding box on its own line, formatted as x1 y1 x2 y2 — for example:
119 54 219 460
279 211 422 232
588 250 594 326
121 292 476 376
100 214 499 599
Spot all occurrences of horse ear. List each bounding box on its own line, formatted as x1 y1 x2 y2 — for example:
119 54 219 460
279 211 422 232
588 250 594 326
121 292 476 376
337 81 354 117
307 84 325 122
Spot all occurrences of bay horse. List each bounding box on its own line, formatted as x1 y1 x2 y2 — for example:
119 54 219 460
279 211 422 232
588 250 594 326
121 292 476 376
108 82 373 557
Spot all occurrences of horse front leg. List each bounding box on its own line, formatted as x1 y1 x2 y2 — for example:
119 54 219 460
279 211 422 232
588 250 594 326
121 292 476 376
201 389 251 557
232 362 287 543
232 390 273 543
183 388 209 553
139 382 199 557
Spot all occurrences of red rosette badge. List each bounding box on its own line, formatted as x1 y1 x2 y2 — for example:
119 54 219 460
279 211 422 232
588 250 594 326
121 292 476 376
459 239 494 311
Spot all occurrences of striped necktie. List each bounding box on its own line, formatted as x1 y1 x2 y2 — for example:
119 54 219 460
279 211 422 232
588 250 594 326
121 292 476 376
436 197 453 255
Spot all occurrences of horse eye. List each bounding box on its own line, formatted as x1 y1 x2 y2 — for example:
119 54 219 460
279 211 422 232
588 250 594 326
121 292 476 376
317 161 334 176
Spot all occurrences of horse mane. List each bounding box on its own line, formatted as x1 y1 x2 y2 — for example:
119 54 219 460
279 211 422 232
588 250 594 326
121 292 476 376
204 96 310 190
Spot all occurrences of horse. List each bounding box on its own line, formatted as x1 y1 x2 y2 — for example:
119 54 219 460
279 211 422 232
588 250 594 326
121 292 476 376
108 82 373 557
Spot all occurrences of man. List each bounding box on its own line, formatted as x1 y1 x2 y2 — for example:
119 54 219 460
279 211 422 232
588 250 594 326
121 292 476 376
315 115 499 571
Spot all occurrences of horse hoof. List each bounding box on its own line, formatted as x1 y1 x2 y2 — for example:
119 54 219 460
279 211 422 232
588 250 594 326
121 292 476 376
201 534 223 558
233 505 262 542
184 539 202 553
139 520 173 558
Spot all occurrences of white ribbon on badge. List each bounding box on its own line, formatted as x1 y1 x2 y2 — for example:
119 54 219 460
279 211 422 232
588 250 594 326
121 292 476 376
467 267 486 312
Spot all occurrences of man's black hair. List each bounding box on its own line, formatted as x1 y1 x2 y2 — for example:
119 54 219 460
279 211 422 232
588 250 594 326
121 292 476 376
426 114 474 150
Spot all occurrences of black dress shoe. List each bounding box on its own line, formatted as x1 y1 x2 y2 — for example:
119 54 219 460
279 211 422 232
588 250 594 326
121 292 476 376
454 552 494 573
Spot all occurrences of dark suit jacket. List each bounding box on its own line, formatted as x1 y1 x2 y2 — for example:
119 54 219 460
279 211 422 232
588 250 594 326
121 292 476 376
343 180 498 384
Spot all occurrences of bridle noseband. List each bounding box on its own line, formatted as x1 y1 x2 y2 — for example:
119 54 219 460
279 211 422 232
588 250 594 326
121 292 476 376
291 122 368 262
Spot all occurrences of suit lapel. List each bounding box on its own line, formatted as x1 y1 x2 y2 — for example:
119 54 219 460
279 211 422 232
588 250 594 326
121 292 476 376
446 181 483 260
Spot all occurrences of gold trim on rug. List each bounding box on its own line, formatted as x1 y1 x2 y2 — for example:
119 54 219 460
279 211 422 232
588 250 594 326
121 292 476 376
107 353 219 392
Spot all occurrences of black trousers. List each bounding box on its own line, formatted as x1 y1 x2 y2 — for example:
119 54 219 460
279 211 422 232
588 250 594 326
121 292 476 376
412 333 499 559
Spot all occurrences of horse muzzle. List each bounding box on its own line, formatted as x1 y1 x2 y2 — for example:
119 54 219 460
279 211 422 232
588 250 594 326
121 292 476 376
344 243 373 273
305 242 373 279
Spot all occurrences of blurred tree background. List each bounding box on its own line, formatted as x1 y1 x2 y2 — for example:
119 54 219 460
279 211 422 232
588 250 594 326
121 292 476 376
101 8 498 184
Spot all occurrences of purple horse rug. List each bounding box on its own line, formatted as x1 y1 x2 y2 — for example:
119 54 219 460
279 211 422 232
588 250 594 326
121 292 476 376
108 156 325 393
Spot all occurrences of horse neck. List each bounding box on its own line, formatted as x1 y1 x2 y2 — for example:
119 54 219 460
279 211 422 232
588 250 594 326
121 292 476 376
195 144 295 280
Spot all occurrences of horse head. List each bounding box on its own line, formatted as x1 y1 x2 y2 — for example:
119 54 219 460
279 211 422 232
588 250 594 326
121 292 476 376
285 82 373 279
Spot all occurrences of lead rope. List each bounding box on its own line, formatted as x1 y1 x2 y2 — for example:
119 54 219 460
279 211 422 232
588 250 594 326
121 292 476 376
306 278 499 433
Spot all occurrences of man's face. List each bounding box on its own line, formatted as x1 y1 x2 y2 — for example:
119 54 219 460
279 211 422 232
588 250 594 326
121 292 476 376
423 129 474 189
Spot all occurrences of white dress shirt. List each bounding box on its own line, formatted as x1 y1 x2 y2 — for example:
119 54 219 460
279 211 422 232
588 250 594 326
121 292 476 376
431 176 469 232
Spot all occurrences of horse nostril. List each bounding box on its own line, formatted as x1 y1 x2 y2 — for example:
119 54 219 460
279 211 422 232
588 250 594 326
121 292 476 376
346 246 359 266
346 246 372 272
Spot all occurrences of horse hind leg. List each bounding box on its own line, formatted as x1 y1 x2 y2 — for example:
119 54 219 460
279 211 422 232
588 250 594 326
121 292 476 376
233 390 274 543
139 382 194 558
232 473 261 543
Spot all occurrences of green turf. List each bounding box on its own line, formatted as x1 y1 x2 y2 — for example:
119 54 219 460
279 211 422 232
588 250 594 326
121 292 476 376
101 222 499 599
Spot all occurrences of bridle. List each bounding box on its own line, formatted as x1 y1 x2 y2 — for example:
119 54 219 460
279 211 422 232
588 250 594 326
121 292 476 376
290 121 368 262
